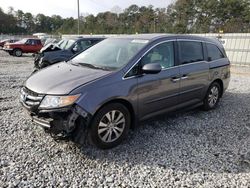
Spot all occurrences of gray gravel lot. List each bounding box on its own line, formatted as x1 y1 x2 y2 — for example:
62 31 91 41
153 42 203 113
0 50 250 187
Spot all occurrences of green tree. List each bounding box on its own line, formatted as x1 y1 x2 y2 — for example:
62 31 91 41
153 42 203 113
0 1 250 35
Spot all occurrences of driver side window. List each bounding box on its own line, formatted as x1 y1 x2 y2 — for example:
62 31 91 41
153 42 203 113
141 41 174 69
73 40 93 53
25 39 31 45
125 41 175 78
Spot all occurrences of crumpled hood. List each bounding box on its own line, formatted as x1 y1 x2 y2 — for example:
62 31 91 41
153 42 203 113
25 62 111 95
43 50 72 63
40 43 61 53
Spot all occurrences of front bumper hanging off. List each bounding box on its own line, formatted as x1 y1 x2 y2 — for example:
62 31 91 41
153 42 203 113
22 103 91 139
20 87 92 141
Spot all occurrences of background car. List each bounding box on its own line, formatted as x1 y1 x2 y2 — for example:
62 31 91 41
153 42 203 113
0 39 18 48
33 37 105 71
3 38 43 57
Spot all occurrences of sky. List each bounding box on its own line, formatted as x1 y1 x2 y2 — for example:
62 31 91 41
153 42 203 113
0 0 173 18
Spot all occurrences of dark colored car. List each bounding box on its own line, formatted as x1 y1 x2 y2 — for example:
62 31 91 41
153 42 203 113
33 37 105 71
0 39 18 48
3 38 43 57
20 34 230 149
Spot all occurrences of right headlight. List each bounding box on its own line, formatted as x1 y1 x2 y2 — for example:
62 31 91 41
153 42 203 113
39 94 80 109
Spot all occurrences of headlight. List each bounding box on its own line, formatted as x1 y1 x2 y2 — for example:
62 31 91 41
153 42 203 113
39 94 80 109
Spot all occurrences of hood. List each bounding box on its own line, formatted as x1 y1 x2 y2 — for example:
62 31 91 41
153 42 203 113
43 50 72 63
13 41 25 44
40 43 61 53
25 62 111 95
44 49 67 58
8 42 23 46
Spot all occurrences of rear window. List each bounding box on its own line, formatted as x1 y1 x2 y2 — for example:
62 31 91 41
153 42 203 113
178 41 204 64
206 43 225 61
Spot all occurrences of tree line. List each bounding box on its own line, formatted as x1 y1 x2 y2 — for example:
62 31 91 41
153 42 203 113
0 0 250 35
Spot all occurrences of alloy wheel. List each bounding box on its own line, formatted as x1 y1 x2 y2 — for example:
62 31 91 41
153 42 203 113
97 110 125 143
15 50 22 57
208 86 219 107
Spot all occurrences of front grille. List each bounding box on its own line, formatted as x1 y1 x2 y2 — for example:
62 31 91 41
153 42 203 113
20 87 44 112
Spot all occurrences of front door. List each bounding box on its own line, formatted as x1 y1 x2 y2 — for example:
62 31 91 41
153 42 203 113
137 41 181 119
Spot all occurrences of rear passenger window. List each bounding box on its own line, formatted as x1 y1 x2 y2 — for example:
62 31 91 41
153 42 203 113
178 41 204 64
206 43 225 61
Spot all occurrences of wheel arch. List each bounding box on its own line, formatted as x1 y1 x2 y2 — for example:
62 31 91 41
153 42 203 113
211 79 224 97
13 48 23 52
94 98 136 129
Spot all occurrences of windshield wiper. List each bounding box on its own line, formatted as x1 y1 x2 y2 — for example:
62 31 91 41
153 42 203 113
71 62 110 71
79 63 104 70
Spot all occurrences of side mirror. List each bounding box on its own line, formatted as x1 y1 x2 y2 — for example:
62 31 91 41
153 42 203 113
142 62 162 74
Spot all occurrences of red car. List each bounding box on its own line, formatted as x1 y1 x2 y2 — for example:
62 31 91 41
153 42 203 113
3 38 43 57
0 39 18 48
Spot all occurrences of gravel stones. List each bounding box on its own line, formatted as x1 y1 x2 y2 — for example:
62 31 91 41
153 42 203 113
0 51 249 187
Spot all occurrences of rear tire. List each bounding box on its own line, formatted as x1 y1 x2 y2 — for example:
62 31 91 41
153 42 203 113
13 49 22 57
203 82 221 111
88 103 131 149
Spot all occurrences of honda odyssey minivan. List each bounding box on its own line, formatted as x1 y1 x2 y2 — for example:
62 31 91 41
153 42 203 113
20 34 230 149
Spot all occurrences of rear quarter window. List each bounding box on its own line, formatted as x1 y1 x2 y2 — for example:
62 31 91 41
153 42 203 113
178 41 204 64
206 43 225 61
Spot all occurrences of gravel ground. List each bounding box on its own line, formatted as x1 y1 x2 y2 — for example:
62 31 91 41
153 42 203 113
0 50 249 187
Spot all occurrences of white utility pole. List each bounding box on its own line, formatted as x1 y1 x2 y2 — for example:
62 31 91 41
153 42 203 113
77 0 80 35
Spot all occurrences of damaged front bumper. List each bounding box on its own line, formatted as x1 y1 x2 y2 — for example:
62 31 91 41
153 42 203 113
21 101 92 139
20 87 92 142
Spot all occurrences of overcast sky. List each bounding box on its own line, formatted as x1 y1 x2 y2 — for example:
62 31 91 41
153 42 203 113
1 0 173 17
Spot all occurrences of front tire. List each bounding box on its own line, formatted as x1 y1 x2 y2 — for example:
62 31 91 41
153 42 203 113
88 103 131 149
203 82 221 111
13 49 22 57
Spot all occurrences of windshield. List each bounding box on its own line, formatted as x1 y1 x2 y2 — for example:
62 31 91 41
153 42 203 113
70 38 148 70
58 39 75 50
17 38 28 44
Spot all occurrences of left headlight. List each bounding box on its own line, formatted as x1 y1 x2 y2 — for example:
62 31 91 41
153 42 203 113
39 94 80 109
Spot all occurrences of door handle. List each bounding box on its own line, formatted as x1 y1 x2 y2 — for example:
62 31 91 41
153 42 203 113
180 74 188 80
171 77 181 82
181 76 188 80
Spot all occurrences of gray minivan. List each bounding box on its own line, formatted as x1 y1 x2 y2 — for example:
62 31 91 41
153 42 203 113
20 34 230 149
